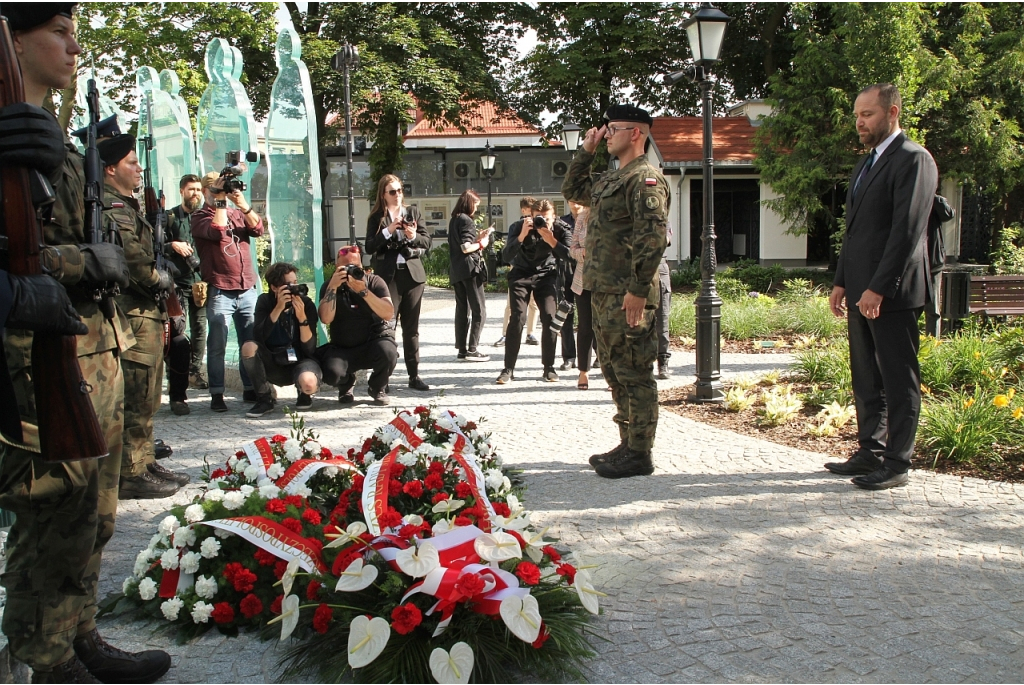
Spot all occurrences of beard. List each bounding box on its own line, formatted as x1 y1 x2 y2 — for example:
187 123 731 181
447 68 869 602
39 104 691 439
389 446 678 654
184 195 203 212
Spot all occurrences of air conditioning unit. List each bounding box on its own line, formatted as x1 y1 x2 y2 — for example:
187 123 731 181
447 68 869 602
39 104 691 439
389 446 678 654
551 160 569 178
453 161 478 180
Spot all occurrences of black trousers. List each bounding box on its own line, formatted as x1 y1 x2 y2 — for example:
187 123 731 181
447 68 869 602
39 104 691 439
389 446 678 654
560 290 577 363
453 273 487 354
166 315 191 402
847 306 923 472
319 338 398 396
242 343 323 399
387 266 425 378
185 289 207 370
505 270 558 372
575 289 596 372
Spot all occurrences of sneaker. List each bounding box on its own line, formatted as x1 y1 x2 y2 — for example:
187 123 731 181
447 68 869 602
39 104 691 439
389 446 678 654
170 400 190 416
464 350 490 362
543 368 559 382
525 334 539 345
246 397 276 418
371 390 390 406
242 389 258 403
409 377 430 391
210 393 227 412
118 470 179 499
456 352 467 360
73 628 171 684
189 369 209 390
656 361 670 380
148 461 190 486
496 369 514 384
295 392 313 410
594 448 655 479
494 336 506 347
559 359 576 371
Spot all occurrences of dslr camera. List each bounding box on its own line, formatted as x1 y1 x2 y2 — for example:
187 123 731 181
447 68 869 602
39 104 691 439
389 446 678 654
218 150 259 193
285 283 309 297
344 264 365 280
532 215 548 229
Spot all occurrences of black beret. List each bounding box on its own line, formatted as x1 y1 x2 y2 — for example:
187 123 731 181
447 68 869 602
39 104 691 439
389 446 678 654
604 104 653 127
71 115 122 145
3 3 76 32
97 134 135 167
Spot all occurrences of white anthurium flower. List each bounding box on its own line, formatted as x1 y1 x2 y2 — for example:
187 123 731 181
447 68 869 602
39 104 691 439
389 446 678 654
161 596 184 621
184 504 205 524
402 514 423 527
395 541 439 578
429 641 474 684
521 527 550 564
158 516 180 537
474 532 522 563
334 558 378 592
499 594 542 643
496 512 531 532
505 494 524 518
347 616 390 669
431 499 465 515
572 569 606 615
431 519 452 536
137 577 157 601
276 558 301 596
483 469 503 491
325 521 368 549
267 594 301 641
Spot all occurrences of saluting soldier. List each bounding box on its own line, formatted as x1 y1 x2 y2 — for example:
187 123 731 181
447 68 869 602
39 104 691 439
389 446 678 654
562 104 669 479
0 4 172 682
98 127 190 499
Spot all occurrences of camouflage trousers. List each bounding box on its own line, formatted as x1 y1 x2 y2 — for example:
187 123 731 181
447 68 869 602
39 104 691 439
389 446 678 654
592 291 659 452
0 349 123 670
121 316 164 478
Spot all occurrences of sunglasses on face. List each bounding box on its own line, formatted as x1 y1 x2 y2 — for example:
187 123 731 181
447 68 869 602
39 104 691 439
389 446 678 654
337 246 361 256
386 188 403 196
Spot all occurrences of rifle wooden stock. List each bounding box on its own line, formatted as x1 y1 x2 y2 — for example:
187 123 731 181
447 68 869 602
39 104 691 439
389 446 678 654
0 17 108 462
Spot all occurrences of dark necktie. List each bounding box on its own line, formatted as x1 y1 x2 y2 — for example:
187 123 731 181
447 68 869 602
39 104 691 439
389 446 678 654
853 149 876 200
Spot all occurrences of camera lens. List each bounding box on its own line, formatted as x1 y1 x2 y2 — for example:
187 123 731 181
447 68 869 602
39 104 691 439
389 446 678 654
533 216 547 229
185 254 201 270
345 265 365 280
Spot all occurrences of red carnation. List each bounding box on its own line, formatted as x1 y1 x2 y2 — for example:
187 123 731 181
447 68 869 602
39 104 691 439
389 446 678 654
306 580 322 600
271 434 288 443
428 461 445 475
453 516 472 527
210 468 227 479
398 524 421 539
224 563 257 593
556 563 577 584
402 480 424 498
361 438 374 453
378 508 403 529
532 623 551 649
454 572 485 599
265 499 287 514
235 450 246 457
430 491 449 504
254 549 277 567
312 604 333 634
455 482 473 499
391 463 406 477
492 502 511 517
465 505 487 521
269 595 284 615
331 549 362 575
464 421 477 431
388 479 403 497
284 495 304 508
515 561 541 586
506 529 527 550
352 474 365 490
211 602 235 624
320 447 333 459
542 546 562 563
414 405 428 414
239 593 263 619
281 518 303 534
274 560 289 580
390 603 422 635
301 509 322 526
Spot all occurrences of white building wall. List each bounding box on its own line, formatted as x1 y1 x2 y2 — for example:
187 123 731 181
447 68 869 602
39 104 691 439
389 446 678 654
759 183 806 264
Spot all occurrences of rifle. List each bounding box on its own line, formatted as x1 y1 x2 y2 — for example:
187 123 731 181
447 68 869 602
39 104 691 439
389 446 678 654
139 93 184 351
83 73 120 320
0 16 107 461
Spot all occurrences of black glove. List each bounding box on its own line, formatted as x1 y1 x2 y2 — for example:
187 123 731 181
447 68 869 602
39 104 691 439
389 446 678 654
5 273 88 336
0 103 66 185
80 243 130 288
154 269 175 294
399 246 424 260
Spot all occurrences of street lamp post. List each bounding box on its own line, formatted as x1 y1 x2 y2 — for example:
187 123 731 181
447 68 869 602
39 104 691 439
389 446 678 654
331 43 360 246
561 121 582 154
667 2 731 403
480 141 496 225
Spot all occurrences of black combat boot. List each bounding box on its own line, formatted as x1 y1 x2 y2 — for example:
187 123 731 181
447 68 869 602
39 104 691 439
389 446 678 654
31 655 100 684
594 448 654 479
73 629 171 684
148 461 191 486
588 442 628 467
119 470 179 499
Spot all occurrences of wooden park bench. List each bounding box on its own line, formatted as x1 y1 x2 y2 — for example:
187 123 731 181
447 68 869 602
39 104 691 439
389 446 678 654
969 274 1024 318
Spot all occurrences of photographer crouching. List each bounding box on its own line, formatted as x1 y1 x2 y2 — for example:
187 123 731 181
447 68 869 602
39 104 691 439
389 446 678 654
240 262 322 417
318 245 397 405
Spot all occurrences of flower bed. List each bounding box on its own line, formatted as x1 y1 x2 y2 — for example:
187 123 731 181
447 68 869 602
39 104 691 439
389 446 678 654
115 408 597 683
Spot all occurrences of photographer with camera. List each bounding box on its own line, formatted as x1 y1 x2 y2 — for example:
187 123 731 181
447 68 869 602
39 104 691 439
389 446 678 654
167 174 209 392
496 199 572 384
318 245 397 406
365 175 432 392
191 163 264 413
240 262 321 417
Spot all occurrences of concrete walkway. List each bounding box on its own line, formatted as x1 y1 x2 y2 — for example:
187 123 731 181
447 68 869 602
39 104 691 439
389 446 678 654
93 287 1024 683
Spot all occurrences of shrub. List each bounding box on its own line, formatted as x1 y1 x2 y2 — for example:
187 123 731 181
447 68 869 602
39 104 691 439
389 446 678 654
715 275 749 301
728 260 788 293
671 258 702 289
991 223 1024 275
757 386 803 426
918 325 1004 394
422 245 450 278
668 291 847 341
918 387 1024 464
791 338 852 406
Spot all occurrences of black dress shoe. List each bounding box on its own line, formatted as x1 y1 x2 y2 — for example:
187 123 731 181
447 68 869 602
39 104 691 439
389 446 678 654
594 448 654 479
852 466 908 490
409 377 430 391
824 450 881 476
153 439 173 460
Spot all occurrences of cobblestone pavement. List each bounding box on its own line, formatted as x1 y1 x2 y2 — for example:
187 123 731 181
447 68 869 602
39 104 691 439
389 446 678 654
92 287 1024 683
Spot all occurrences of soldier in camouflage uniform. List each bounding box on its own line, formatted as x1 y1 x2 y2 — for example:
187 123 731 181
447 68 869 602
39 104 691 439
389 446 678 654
0 5 171 682
100 134 190 499
562 104 669 479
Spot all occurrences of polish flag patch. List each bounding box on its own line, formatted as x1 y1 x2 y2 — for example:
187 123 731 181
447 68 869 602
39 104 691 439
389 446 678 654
645 177 657 186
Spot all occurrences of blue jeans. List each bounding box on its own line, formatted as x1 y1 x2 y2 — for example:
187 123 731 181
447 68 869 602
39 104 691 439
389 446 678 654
206 286 257 394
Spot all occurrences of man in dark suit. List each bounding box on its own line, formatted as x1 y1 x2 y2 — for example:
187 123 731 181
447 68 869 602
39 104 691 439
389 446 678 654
826 83 939 490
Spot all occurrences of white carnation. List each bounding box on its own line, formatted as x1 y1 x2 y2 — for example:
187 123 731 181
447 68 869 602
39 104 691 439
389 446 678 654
363 451 376 465
179 551 201 575
227 455 238 469
283 439 303 461
402 412 418 427
190 600 214 624
160 596 183 621
397 451 417 467
234 457 248 472
293 484 312 497
134 550 153 578
137 577 158 601
122 577 136 594
204 487 224 502
148 533 165 550
214 527 232 539
239 484 255 497
200 537 221 559
243 465 260 481
222 491 245 510
172 526 196 549
266 463 285 480
305 440 321 455
159 549 179 570
195 575 218 599
184 504 205 524
454 413 468 427
259 482 281 499
158 515 180 537
323 466 339 478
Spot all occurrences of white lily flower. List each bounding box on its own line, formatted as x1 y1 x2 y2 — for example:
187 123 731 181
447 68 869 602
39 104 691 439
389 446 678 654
347 616 390 668
334 558 378 592
572 569 605 615
395 541 439 578
429 642 474 684
474 532 522 563
499 594 541 643
431 499 465 515
267 594 301 641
